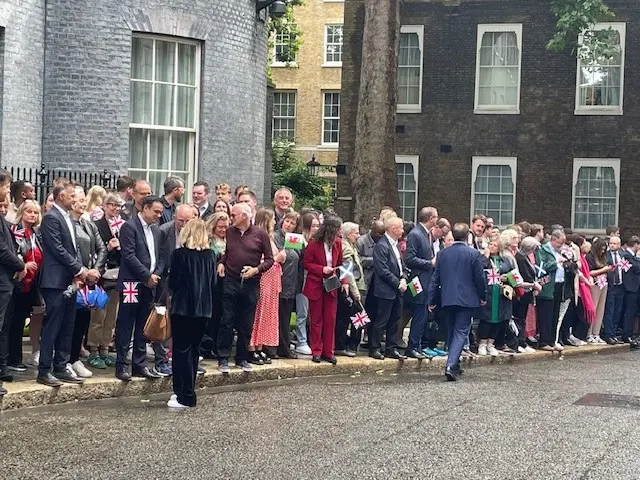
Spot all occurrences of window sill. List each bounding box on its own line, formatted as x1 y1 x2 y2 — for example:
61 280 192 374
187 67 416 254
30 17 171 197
574 109 623 116
474 108 520 115
321 62 342 68
271 62 298 68
397 105 421 114
318 144 339 151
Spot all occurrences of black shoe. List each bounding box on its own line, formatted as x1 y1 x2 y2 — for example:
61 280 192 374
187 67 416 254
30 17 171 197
604 337 617 345
278 350 298 359
200 351 218 360
0 370 13 382
612 337 624 345
37 372 64 387
0 386 6 395
132 367 161 379
7 363 28 373
248 352 264 365
311 356 321 363
258 351 272 365
405 349 426 359
445 366 458 382
369 350 385 360
385 349 407 360
116 370 132 382
630 340 640 350
321 356 337 365
453 364 464 376
618 337 629 344
54 370 84 384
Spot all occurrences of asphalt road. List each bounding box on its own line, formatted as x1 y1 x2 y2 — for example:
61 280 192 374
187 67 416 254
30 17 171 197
3 350 640 479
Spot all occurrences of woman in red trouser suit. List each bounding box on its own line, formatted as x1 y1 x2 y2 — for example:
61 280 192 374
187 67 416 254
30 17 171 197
303 216 349 364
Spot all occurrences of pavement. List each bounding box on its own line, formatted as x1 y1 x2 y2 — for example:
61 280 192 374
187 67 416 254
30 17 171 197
2 346 640 479
0 342 629 411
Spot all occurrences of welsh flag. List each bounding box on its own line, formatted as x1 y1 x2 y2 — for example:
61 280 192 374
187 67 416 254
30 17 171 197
284 232 306 250
506 270 523 287
408 276 423 297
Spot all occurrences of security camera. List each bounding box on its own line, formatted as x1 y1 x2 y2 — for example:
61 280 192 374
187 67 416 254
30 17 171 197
270 1 287 18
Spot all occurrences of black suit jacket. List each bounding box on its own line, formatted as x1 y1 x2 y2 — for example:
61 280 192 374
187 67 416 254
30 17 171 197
116 216 164 291
200 204 214 221
373 235 406 301
40 206 83 290
0 218 25 292
94 217 121 269
404 225 434 305
159 220 177 276
621 249 640 293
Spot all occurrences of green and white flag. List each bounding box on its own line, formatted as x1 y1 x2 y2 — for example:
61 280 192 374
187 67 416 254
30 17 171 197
284 232 306 250
408 276 423 297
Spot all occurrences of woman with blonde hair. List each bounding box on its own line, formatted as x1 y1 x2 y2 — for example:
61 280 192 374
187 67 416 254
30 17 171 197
168 218 216 408
85 185 107 221
7 200 44 370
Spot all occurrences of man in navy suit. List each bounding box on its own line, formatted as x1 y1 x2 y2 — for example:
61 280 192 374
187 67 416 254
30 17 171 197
428 223 486 381
619 236 640 342
38 181 101 387
114 195 165 381
370 216 408 361
404 207 437 359
603 235 626 344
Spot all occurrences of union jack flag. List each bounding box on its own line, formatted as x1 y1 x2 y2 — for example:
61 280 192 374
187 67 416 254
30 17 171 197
619 259 632 273
486 268 500 286
122 282 139 304
596 275 608 290
561 244 573 259
350 310 370 329
109 217 124 235
10 225 25 240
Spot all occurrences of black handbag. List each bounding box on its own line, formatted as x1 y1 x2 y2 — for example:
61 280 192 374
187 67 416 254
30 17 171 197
323 274 340 292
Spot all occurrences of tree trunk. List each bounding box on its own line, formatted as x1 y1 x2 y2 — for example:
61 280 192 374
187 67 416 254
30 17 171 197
351 0 400 226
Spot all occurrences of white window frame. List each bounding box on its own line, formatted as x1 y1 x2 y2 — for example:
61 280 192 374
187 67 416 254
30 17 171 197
128 33 201 193
574 23 625 116
571 158 620 234
471 157 517 227
474 24 522 115
397 25 424 114
272 90 297 145
323 24 343 67
321 91 340 146
272 29 297 68
395 155 419 223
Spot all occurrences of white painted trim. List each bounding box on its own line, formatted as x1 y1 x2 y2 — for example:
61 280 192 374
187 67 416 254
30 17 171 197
395 155 419 223
324 24 344 66
571 158 620 234
574 23 626 116
397 25 424 115
474 24 522 115
272 90 297 144
321 91 341 147
471 156 517 227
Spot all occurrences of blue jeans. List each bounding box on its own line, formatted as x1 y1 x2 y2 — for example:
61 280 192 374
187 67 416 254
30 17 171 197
295 293 309 346
603 285 625 339
408 302 427 351
443 306 474 369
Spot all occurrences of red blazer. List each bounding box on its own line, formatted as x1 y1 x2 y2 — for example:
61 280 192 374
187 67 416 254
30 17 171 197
303 237 346 301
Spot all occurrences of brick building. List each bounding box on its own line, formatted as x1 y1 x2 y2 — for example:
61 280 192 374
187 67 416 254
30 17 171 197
0 0 270 201
338 0 640 234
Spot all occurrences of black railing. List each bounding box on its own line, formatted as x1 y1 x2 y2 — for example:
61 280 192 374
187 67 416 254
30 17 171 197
1 164 120 203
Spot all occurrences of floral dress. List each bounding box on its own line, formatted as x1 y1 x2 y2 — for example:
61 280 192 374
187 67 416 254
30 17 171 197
251 241 282 347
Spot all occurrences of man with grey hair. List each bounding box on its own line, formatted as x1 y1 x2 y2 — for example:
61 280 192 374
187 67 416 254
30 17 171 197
603 235 625 344
540 229 568 351
160 176 185 226
273 187 293 229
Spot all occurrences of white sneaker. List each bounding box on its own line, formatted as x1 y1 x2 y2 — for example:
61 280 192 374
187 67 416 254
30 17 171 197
65 363 80 379
167 398 189 408
524 346 536 353
596 336 606 344
578 340 588 346
170 394 177 401
71 360 93 378
587 335 597 344
295 344 312 356
517 346 526 353
28 351 40 367
568 335 581 347
477 344 487 356
486 345 500 357
554 343 565 352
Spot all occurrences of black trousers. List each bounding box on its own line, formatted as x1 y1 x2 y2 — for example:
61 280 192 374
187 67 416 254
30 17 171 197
277 297 294 355
114 287 154 372
335 294 352 352
560 298 588 341
172 314 207 407
622 291 639 339
370 295 402 352
507 300 529 349
0 291 13 370
537 297 555 347
478 321 502 340
39 288 76 375
200 280 224 356
217 276 258 363
8 292 33 366
70 308 91 363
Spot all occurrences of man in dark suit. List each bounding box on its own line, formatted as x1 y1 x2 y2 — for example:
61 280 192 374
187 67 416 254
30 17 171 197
192 181 214 221
114 195 165 381
404 207 437 359
0 170 26 393
428 223 486 381
370 216 408 361
38 180 101 387
620 236 640 342
603 235 625 344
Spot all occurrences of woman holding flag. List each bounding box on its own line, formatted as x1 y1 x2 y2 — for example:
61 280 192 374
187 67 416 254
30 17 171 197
586 238 611 344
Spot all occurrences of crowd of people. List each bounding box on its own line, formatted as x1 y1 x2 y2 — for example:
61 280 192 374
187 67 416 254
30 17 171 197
0 168 635 407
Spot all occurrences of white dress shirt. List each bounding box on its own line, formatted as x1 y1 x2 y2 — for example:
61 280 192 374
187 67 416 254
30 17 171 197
612 250 623 285
53 202 77 251
138 213 157 274
385 233 403 274
324 242 333 267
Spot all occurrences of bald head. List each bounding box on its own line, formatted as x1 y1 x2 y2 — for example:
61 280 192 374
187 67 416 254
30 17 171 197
175 203 197 232
385 216 404 241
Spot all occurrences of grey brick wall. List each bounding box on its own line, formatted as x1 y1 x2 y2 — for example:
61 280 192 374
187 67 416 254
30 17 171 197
40 0 269 202
0 1 46 169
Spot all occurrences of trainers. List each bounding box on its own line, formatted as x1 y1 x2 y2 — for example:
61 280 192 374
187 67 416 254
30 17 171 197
153 363 172 377
295 344 312 356
595 336 606 344
7 363 28 372
433 347 448 356
486 345 499 357
477 344 488 356
197 366 206 375
71 360 93 378
517 346 526 354
554 342 565 352
422 348 438 358
524 346 536 353
101 354 117 368
88 356 107 369
28 351 40 367
568 335 581 347
218 359 230 374
65 363 80 380
236 360 253 373
587 335 597 344
167 397 189 408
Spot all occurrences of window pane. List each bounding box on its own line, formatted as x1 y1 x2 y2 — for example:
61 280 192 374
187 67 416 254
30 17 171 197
155 40 175 83
132 37 153 80
149 130 170 170
148 171 164 199
477 30 519 108
130 81 152 125
178 43 197 85
176 86 195 128
154 84 174 126
129 128 147 169
172 131 190 172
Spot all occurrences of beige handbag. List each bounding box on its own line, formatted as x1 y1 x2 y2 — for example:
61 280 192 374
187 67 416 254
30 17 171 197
143 302 172 342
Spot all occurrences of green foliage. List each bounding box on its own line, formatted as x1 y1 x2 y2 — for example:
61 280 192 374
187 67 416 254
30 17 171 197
267 0 305 82
547 0 619 60
271 141 333 211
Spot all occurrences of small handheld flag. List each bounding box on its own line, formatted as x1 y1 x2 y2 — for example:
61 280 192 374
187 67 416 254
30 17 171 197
338 262 354 280
596 275 608 290
506 270 523 287
486 268 500 286
123 282 139 304
284 232 306 250
408 276 423 297
534 263 546 278
350 310 370 329
619 259 632 273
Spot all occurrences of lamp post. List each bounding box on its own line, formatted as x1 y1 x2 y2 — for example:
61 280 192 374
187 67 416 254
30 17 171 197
256 0 287 16
306 154 320 177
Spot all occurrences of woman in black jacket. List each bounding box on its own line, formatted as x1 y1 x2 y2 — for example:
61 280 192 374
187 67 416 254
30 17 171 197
168 218 216 408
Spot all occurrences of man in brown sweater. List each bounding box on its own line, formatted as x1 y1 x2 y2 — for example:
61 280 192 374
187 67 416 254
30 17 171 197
216 202 274 373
